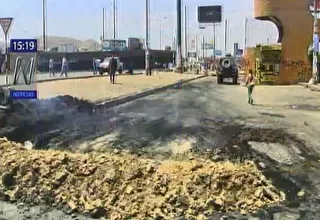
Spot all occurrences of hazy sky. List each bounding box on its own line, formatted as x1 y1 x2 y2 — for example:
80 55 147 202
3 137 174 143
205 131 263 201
0 0 278 53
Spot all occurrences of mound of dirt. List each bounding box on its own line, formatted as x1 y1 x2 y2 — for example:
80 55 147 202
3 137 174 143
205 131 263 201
0 138 285 219
0 95 95 142
7 95 94 116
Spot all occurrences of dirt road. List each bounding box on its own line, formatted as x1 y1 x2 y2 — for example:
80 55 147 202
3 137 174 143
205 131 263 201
36 72 199 101
0 77 320 219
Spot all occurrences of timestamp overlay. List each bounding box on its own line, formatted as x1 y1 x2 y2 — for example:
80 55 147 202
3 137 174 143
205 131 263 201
9 39 38 100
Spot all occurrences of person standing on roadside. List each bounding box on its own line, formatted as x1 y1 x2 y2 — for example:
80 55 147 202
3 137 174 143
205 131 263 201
60 57 68 77
93 58 101 75
49 58 55 77
128 62 134 75
92 57 97 75
109 55 117 84
245 69 256 105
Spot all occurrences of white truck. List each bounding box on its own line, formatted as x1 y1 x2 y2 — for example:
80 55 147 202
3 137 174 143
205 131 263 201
98 57 123 75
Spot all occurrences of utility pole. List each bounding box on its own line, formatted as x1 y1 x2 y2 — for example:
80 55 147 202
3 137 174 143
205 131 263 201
213 24 216 59
159 17 162 50
195 35 198 60
202 36 205 58
173 35 176 64
311 0 319 84
244 18 248 48
113 0 116 39
145 0 150 75
184 5 188 59
159 17 167 50
176 0 183 73
42 0 46 51
102 8 105 40
224 19 228 55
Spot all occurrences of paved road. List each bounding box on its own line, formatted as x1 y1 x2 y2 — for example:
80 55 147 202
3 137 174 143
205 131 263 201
1 77 320 219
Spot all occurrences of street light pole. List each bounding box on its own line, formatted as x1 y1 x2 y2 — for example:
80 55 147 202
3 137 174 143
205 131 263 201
145 0 150 75
184 5 188 59
113 0 116 39
244 18 248 48
224 19 228 55
102 8 105 40
213 23 216 59
159 17 162 50
42 0 46 51
311 0 319 84
176 0 183 73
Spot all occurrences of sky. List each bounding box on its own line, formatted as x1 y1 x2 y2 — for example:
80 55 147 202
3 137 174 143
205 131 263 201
0 0 279 54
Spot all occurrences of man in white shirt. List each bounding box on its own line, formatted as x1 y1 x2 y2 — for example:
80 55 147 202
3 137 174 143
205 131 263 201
93 58 101 75
49 58 55 77
245 69 256 105
60 57 68 77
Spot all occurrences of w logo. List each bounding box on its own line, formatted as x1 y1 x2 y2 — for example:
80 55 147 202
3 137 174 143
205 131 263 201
13 56 36 85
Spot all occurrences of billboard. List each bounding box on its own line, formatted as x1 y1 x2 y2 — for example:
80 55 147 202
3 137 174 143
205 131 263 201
198 6 222 23
128 38 143 50
201 43 213 50
215 50 222 56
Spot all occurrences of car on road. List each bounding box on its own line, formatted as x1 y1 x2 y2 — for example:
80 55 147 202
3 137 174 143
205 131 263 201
98 57 123 75
217 54 239 84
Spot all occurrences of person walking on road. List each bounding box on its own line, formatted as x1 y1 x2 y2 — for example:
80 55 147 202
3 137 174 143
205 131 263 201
93 58 97 75
60 57 68 77
93 58 101 75
109 55 117 84
245 70 256 105
49 58 55 77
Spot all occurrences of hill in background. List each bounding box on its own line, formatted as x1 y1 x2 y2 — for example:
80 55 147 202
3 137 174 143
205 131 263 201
37 36 101 51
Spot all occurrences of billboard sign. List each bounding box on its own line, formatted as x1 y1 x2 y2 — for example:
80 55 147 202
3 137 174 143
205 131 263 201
215 50 222 56
128 38 143 50
198 6 222 23
201 43 213 50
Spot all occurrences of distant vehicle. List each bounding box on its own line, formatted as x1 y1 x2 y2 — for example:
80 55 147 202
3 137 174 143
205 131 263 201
98 57 123 75
217 54 239 84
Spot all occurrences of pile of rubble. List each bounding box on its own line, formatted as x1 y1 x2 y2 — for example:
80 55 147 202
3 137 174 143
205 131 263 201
0 138 285 219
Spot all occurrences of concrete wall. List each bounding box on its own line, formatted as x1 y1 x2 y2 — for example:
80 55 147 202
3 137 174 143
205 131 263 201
0 50 174 73
254 0 313 84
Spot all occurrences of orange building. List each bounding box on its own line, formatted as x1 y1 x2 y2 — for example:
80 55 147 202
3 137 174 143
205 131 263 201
244 0 316 84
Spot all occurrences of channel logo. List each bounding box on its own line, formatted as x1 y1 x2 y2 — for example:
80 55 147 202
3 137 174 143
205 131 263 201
9 90 37 100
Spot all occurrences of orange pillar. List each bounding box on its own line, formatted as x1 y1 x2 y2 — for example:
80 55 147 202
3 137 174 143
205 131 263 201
254 0 314 84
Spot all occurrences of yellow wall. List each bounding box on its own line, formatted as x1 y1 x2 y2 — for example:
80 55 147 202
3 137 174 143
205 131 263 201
254 0 314 84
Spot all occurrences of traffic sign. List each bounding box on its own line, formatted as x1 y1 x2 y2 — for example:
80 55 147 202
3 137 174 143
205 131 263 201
0 18 13 34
